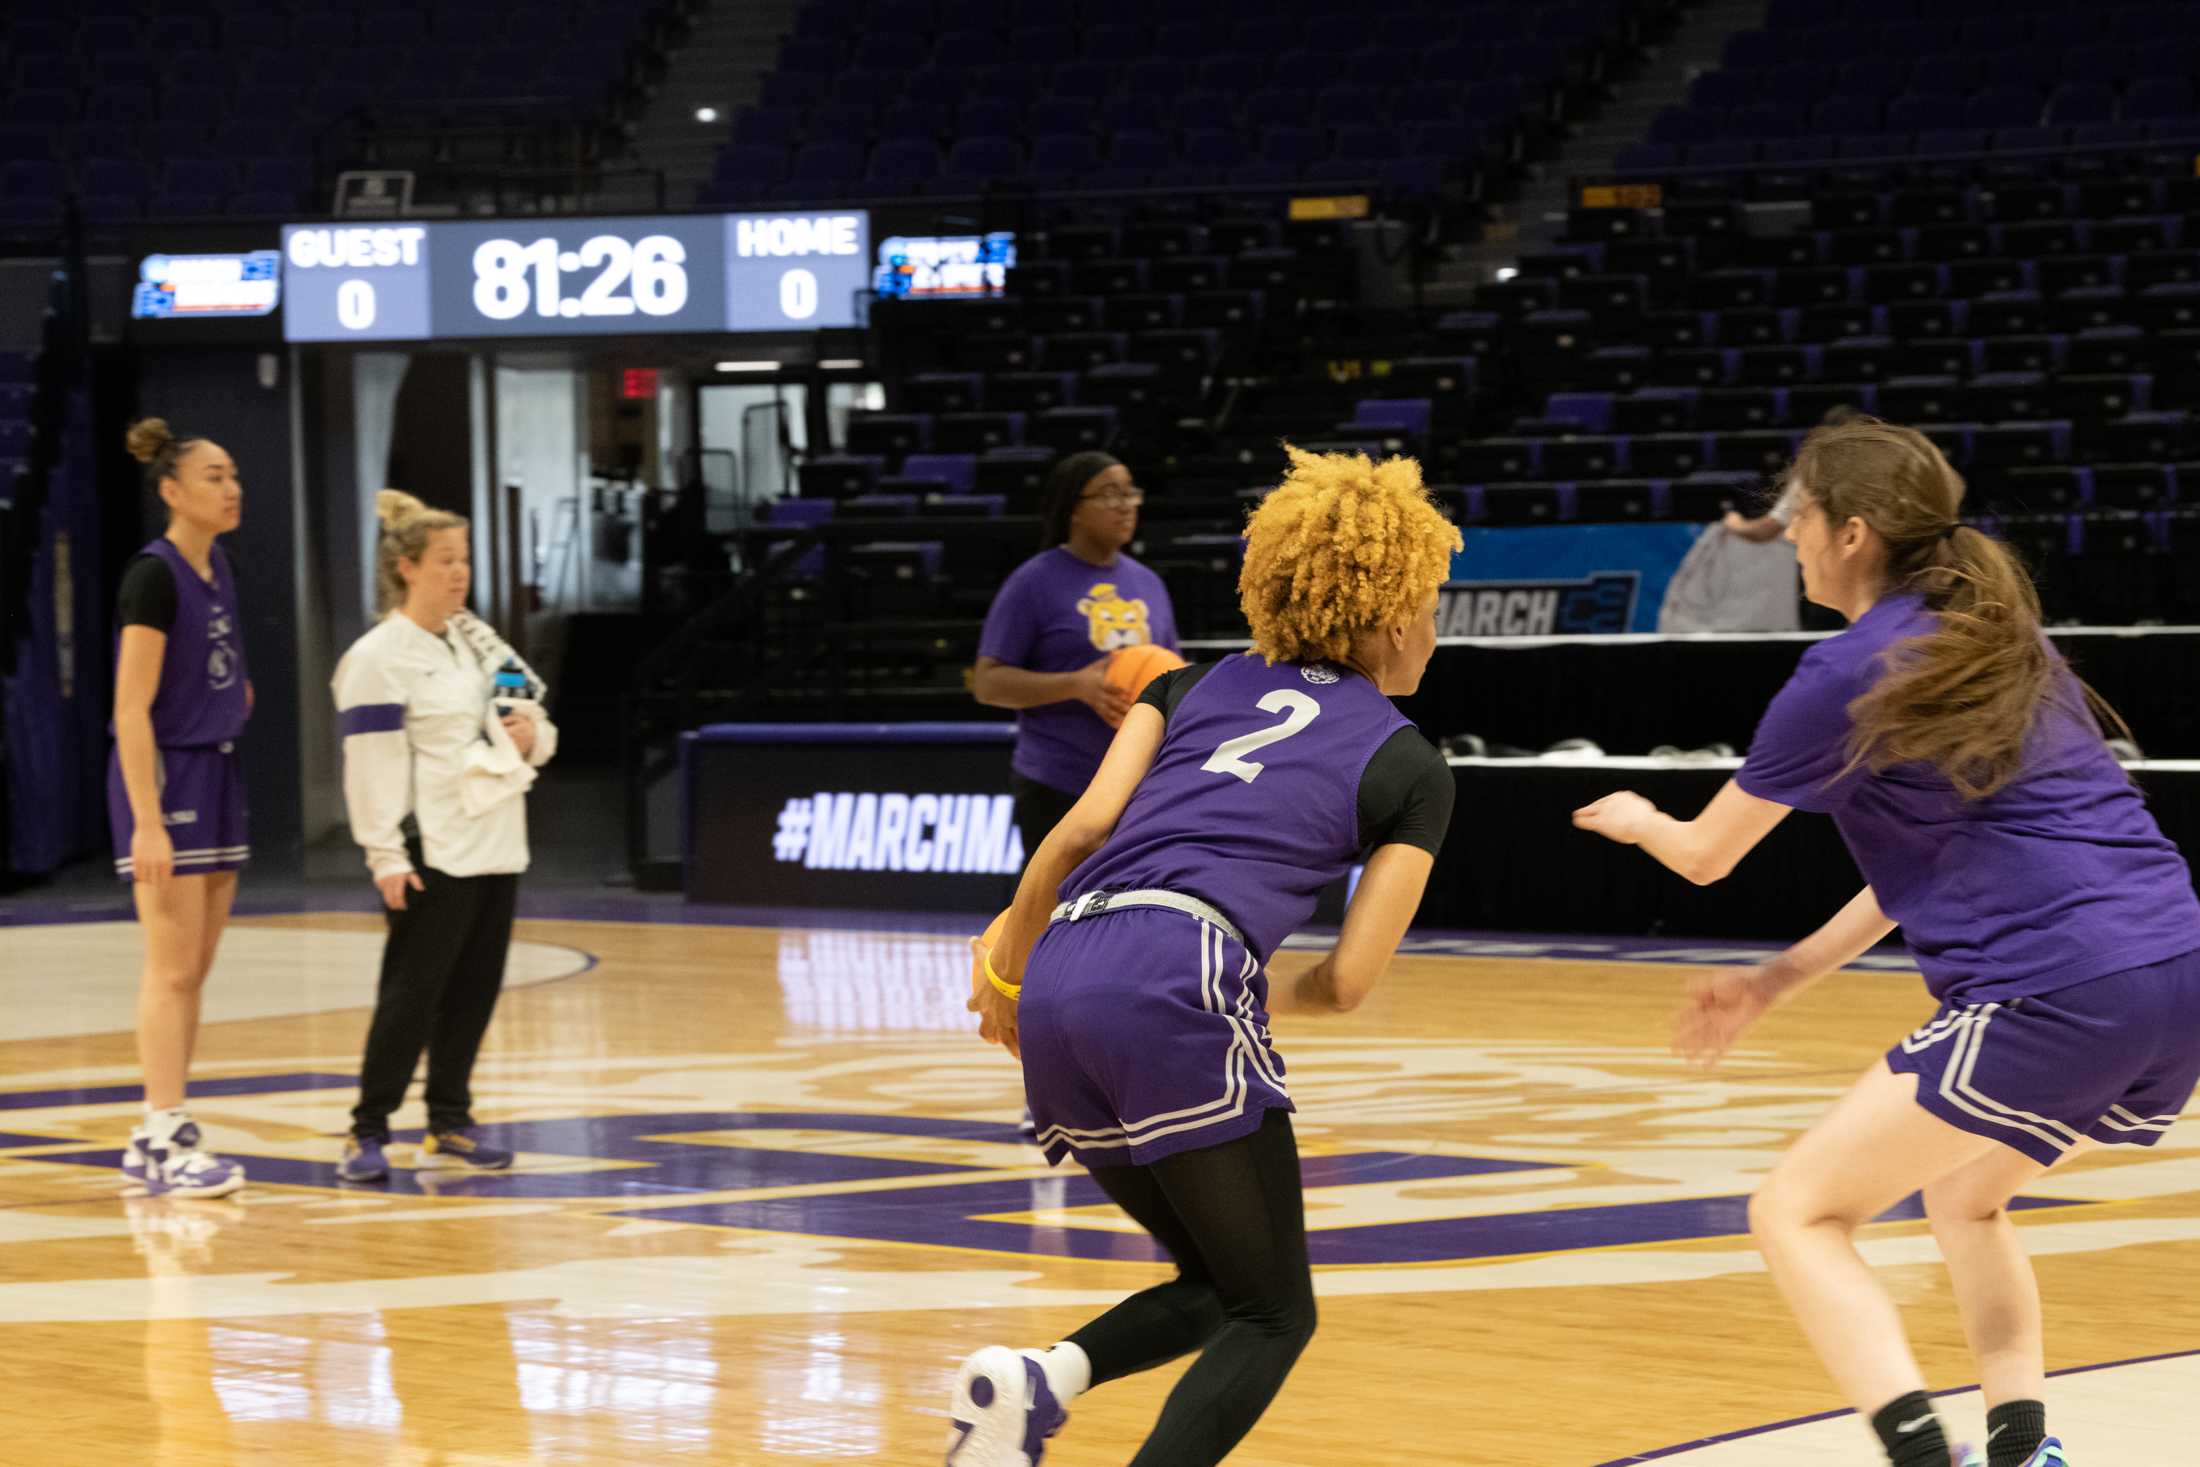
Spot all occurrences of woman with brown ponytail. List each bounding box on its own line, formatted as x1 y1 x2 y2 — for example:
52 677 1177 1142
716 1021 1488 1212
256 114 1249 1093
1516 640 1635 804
329 491 556 1184
1573 417 2198 1467
110 417 251 1197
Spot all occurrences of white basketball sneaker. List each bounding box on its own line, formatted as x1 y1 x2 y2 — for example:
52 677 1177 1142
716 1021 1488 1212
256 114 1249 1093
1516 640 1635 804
945 1346 1068 1466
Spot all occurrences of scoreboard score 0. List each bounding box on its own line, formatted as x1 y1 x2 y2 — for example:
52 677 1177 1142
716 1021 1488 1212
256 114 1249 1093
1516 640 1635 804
280 211 870 343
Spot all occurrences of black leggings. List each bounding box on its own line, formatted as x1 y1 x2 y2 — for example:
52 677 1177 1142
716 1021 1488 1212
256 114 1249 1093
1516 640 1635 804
1012 773 1081 863
1068 1108 1317 1467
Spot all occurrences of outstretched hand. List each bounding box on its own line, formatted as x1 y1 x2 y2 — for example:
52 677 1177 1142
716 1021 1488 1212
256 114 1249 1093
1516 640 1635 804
1672 967 1776 1067
1572 790 1658 845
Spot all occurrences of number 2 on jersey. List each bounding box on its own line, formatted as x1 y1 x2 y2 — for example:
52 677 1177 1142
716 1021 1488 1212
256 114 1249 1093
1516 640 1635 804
1201 690 1322 784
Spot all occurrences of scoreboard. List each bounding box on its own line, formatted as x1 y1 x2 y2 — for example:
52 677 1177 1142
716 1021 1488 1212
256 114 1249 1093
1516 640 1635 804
280 211 871 343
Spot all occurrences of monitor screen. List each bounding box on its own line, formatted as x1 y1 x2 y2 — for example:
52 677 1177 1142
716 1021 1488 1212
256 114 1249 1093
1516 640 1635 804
873 232 1015 300
131 250 282 320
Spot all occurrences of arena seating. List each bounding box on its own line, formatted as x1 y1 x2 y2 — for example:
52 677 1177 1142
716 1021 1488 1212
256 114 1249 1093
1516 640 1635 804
1626 0 2200 172
701 0 1645 206
0 0 670 227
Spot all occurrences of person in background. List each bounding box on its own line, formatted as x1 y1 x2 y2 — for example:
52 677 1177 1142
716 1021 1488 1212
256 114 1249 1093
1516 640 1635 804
1725 404 1865 544
330 490 556 1183
972 451 1179 863
111 417 252 1198
972 452 1181 1137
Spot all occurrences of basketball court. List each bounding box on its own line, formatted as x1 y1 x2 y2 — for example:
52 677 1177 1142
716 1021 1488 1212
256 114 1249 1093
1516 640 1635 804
3 902 2193 1465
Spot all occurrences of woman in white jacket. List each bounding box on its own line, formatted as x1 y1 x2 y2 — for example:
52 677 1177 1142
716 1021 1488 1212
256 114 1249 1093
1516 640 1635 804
330 490 556 1183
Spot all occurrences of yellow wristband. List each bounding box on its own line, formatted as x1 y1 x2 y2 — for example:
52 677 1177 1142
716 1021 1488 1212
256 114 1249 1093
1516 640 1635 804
984 953 1021 1000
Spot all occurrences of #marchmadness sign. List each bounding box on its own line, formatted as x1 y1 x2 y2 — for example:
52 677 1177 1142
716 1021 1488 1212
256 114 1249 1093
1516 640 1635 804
1441 523 1703 637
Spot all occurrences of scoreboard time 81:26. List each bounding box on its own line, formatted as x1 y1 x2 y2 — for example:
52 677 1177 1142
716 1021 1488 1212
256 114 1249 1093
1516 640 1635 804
279 211 871 343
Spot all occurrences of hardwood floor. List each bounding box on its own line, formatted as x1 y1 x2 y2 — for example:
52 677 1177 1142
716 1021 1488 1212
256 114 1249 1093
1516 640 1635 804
1 913 2193 1464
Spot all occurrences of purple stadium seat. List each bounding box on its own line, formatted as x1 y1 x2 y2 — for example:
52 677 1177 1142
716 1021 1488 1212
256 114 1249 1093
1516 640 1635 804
1889 95 1965 133
1965 87 2042 132
1687 140 1759 168
2045 83 2118 127
1812 95 1883 135
1028 133 1102 180
2059 44 2130 84
715 143 789 191
789 142 864 194
1259 126 1324 170
1107 130 1173 173
945 136 1025 180
1122 58 1193 96
2124 79 2195 121
866 139 940 192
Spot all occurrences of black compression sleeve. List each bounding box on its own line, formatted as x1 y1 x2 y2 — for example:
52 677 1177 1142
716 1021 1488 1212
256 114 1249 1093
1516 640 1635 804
115 553 177 634
1136 659 1224 725
1356 727 1455 856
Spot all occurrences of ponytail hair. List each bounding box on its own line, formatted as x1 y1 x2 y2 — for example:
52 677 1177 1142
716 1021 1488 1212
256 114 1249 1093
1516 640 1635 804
374 489 468 614
1792 418 2127 800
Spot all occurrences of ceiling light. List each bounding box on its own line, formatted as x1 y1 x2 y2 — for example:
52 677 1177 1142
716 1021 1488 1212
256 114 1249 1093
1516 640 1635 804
715 360 779 372
695 106 719 123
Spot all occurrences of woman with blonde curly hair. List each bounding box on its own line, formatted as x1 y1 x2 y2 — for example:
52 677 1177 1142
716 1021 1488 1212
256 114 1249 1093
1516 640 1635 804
945 447 1462 1467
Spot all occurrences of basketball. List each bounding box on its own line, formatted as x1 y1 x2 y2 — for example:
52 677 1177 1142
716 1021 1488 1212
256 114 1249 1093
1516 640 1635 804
1100 643 1187 726
971 907 1010 994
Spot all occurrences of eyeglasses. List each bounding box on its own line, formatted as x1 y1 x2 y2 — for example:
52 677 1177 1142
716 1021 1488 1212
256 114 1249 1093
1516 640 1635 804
1081 488 1144 507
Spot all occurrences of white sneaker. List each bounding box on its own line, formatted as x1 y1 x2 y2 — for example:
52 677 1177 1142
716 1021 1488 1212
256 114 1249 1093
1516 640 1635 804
140 1115 245 1199
946 1346 1068 1466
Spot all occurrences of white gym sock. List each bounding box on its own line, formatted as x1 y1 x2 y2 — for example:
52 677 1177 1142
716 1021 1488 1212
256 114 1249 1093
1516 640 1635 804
1023 1342 1091 1403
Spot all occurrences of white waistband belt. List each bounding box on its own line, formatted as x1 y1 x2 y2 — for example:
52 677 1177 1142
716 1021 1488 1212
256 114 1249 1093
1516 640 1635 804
1049 888 1245 947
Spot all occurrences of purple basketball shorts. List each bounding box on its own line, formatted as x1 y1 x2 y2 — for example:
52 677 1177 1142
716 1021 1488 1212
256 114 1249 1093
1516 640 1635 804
108 743 250 883
1886 946 2200 1167
1019 905 1293 1169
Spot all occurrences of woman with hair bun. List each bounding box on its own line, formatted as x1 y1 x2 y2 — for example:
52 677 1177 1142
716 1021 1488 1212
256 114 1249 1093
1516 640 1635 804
946 446 1462 1467
111 417 251 1197
1576 417 2200 1467
329 490 557 1184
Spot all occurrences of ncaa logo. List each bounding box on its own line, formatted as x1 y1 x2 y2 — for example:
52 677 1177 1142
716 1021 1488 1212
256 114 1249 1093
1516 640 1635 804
1300 663 1340 685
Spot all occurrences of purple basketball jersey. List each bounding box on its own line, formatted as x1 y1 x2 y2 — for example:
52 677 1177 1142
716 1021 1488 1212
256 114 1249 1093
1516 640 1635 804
1064 655 1411 960
135 538 249 747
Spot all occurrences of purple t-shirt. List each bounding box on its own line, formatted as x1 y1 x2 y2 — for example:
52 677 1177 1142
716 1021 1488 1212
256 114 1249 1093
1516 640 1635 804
978 547 1177 794
1737 591 2200 1002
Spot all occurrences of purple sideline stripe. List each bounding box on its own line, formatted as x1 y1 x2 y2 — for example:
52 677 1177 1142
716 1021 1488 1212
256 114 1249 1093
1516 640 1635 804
0 1072 359 1111
337 703 405 737
690 722 1014 745
1594 1345 2200 1464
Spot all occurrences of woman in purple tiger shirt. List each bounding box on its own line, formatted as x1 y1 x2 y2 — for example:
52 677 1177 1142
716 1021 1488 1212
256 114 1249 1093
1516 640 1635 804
947 448 1461 1467
972 451 1179 862
109 417 252 1199
1576 418 2200 1467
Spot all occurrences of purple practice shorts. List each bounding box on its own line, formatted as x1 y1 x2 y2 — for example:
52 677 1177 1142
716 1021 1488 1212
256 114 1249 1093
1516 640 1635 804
108 743 250 884
1019 905 1293 1169
1887 946 2200 1167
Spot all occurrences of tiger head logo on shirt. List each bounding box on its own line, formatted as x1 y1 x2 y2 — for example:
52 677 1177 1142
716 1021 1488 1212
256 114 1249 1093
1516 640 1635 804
1078 583 1152 651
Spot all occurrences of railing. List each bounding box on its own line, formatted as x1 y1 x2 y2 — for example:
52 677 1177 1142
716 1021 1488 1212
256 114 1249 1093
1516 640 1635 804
621 513 1039 882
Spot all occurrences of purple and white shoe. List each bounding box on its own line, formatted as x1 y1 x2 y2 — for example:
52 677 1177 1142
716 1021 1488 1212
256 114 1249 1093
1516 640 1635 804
142 1119 246 1199
121 1125 156 1188
1952 1445 1985 1467
946 1346 1067 1466
418 1127 514 1171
